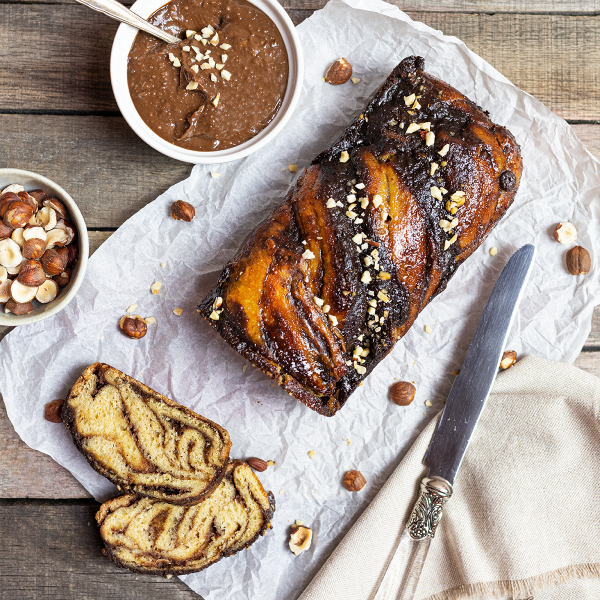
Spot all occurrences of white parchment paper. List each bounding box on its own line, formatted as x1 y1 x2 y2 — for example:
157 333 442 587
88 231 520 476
2 0 600 598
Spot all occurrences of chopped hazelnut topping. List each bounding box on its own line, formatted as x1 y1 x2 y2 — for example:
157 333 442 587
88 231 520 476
210 33 219 45
346 210 357 219
363 256 373 267
216 63 224 70
404 94 416 106
186 30 196 38
322 305 330 313
308 450 316 459
221 54 228 63
430 186 443 201
355 364 367 375
420 122 431 131
430 162 439 176
144 317 156 325
191 64 199 73
209 310 220 320
302 249 316 260
173 307 183 316
339 151 350 163
212 93 220 107
379 272 391 280
210 171 221 178
438 144 450 157
201 63 211 70
221 69 231 80
377 291 390 302
352 233 363 244
182 46 190 52
329 314 338 326
355 182 365 190
201 25 215 38
406 123 420 134
326 198 336 208
425 131 435 146
361 271 372 284
412 100 421 110
372 194 383 208
220 43 231 50
314 296 324 307
210 73 217 82
208 57 216 68
288 164 298 172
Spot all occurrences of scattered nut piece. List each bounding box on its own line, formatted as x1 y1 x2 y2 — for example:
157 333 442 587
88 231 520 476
566 246 591 275
425 131 435 146
389 381 416 406
302 249 315 260
351 77 360 84
438 144 450 157
186 81 199 90
173 307 183 316
126 304 138 313
308 450 316 459
489 246 498 256
170 200 195 222
500 350 517 370
406 123 420 134
210 172 221 179
324 57 352 85
339 151 350 163
144 317 156 325
150 281 162 295
288 164 298 173
289 525 312 555
267 460 275 467
246 457 268 472
221 69 231 81
212 93 220 107
119 315 148 339
553 222 577 245
44 399 64 423
342 470 367 492
424 324 432 334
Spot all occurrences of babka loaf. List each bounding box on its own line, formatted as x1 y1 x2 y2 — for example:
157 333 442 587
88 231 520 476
96 460 275 575
198 56 522 416
62 363 231 504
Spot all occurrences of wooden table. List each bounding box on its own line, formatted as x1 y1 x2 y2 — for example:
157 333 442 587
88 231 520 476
1 0 599 597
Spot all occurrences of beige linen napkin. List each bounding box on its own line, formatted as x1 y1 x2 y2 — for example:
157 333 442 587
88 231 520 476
298 355 600 600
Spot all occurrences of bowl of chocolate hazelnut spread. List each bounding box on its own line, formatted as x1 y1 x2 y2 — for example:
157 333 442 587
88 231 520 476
111 0 303 163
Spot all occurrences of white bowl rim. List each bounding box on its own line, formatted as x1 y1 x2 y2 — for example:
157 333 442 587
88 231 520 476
110 0 304 164
0 168 89 326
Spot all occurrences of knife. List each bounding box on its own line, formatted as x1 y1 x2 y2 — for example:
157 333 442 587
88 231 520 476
372 243 536 600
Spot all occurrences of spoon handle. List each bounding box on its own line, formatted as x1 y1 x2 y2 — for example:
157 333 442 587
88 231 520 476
74 0 180 44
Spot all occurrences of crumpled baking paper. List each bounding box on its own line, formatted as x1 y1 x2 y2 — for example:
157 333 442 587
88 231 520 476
1 0 600 598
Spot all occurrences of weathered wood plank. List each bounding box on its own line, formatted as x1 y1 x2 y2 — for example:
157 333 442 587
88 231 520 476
0 115 191 228
2 6 600 119
0 503 201 599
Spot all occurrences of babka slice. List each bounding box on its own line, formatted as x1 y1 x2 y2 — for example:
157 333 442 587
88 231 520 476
96 460 275 575
198 55 522 416
62 363 231 505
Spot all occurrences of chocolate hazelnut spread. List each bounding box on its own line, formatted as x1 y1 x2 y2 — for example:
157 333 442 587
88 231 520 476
127 0 289 152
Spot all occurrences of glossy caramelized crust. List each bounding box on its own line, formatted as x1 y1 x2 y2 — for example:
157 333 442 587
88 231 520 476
62 363 231 504
96 460 275 576
198 56 522 416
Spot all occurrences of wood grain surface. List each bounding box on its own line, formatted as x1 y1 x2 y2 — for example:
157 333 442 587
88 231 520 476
0 0 599 598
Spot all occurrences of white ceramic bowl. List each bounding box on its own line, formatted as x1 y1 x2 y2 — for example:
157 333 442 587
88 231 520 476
0 169 89 326
110 0 304 164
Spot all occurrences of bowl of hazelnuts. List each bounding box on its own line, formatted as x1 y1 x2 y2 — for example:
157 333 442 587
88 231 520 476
0 168 89 325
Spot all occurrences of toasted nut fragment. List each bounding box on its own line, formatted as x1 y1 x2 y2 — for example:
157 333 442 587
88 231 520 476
0 238 23 268
5 298 34 315
17 191 38 210
0 222 13 240
54 268 71 288
246 457 268 472
553 222 577 245
36 279 59 303
54 220 75 246
342 470 367 492
389 381 416 406
22 238 46 260
37 206 57 231
289 526 312 555
3 200 34 229
41 248 66 276
44 399 64 423
0 280 12 302
500 350 517 370
0 192 19 218
339 150 350 163
0 266 6 284
150 281 162 295
45 228 69 248
566 245 591 275
144 316 156 325
29 189 48 205
17 259 46 287
351 77 360 84
324 57 352 85
10 280 38 303
11 227 25 248
119 315 148 339
173 307 183 316
424 324 432 334
23 226 47 242
171 200 195 222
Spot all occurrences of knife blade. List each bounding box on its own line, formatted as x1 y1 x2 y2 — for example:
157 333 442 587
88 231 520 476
372 243 535 600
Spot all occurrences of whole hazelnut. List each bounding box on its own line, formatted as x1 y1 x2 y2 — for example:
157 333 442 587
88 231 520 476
44 399 64 423
566 246 591 276
22 238 46 260
342 470 367 492
41 248 66 276
324 58 353 85
17 259 47 287
500 350 517 370
5 298 34 315
171 200 195 222
389 381 416 406
67 242 79 267
245 457 268 472
289 526 312 556
55 268 72 288
0 192 19 218
0 222 13 240
553 222 577 245
119 315 148 339
3 200 34 229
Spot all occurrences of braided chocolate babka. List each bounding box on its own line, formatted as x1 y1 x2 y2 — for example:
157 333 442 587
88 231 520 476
62 363 231 504
198 56 522 416
96 460 275 575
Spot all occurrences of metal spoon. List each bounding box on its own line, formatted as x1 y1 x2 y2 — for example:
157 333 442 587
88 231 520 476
74 0 180 44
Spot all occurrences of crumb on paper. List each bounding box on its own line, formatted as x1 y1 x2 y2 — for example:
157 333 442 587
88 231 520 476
288 164 298 172
489 246 498 256
308 450 316 459
279 489 284 495
424 324 432 334
150 281 162 295
173 307 183 316
267 460 275 467
351 77 360 84
210 172 221 179
144 317 156 325
425 400 432 407
160 262 166 268
126 304 138 313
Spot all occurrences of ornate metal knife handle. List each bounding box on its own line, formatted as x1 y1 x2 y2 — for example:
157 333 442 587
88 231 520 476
407 476 453 540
